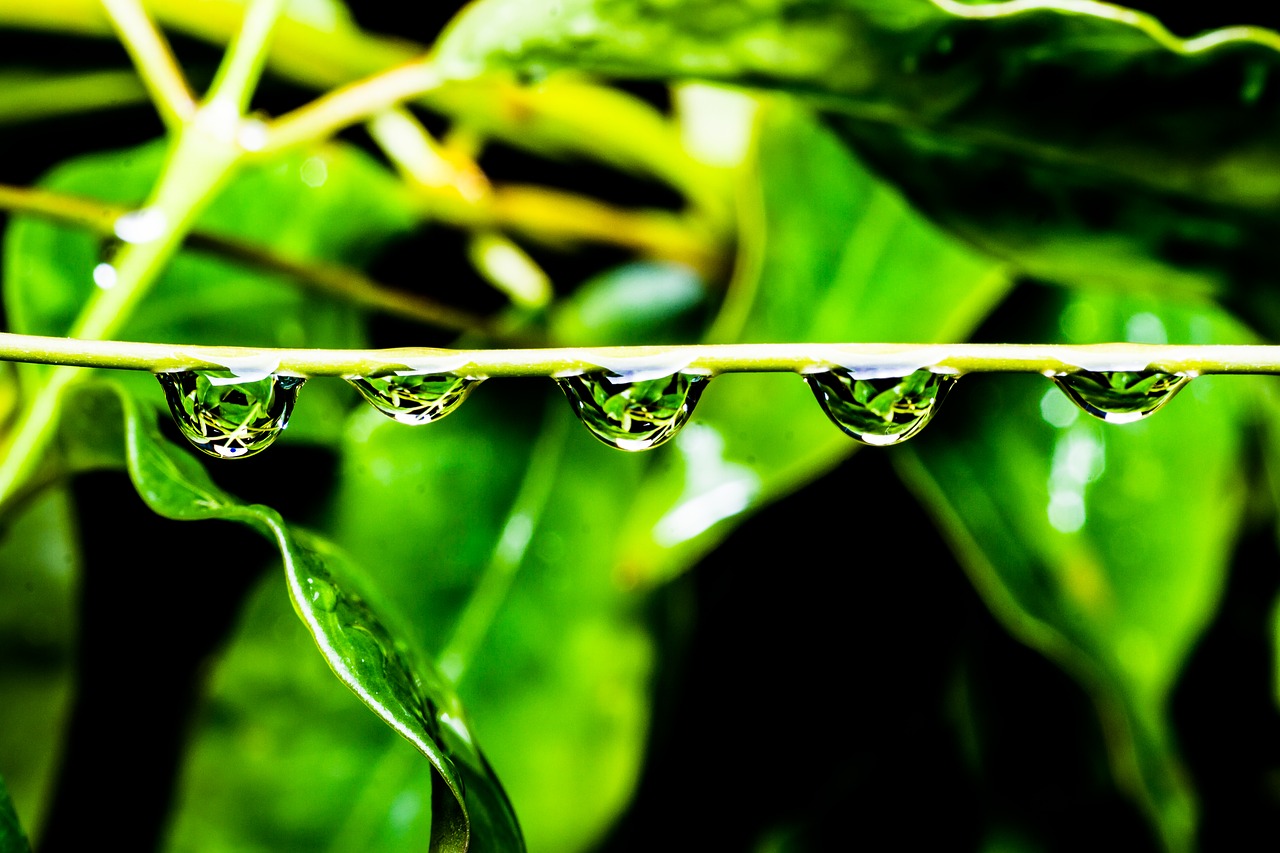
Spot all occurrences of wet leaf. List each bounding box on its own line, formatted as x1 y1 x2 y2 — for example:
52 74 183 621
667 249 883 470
437 0 1280 332
3 139 417 445
615 97 1010 584
108 383 522 853
899 292 1255 850
0 488 79 845
329 391 654 853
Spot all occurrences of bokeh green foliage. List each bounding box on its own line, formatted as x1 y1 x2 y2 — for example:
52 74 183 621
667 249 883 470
0 0 1278 851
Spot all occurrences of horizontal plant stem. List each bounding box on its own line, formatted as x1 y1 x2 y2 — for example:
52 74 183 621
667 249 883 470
5 336 1280 378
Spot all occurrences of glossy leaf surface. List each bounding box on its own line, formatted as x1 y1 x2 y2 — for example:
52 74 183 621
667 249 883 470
900 293 1254 850
0 490 79 845
109 384 522 852
329 391 654 853
3 139 416 446
438 0 1280 332
614 97 1010 584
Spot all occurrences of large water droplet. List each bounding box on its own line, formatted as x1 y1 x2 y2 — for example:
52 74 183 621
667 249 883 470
1049 370 1190 424
347 373 481 425
157 370 304 459
806 367 955 446
557 372 707 451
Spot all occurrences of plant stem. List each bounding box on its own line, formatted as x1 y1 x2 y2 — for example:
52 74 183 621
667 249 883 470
3 336 1280 378
202 0 285 116
98 0 195 127
262 62 441 154
0 185 495 335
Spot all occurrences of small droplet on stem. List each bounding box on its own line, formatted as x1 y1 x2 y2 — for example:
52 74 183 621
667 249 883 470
156 370 304 459
1049 369 1190 424
557 372 708 451
806 367 955 446
347 373 481 425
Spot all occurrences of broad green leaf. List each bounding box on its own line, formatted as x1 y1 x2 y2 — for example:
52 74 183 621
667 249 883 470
436 0 1280 330
0 488 79 847
0 774 31 853
899 291 1254 851
106 383 522 853
329 390 654 853
4 139 417 445
615 97 1010 584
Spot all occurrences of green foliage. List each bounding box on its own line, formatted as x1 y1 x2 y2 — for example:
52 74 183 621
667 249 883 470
1 1 1279 852
1 774 32 853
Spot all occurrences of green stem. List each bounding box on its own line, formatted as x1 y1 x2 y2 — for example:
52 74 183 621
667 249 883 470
2 336 1280 378
203 0 285 115
98 0 195 127
0 97 247 506
0 185 495 335
262 61 441 154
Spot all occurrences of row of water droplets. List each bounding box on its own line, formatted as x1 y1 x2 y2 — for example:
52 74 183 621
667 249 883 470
153 361 1194 460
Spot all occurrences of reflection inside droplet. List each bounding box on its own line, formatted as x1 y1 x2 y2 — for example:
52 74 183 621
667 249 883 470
1050 370 1190 424
156 370 304 459
347 373 481 425
806 367 955 446
557 371 707 451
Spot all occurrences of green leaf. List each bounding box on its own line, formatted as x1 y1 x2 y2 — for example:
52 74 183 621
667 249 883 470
329 392 654 853
4 139 417 445
615 96 1011 584
108 383 522 853
0 487 79 846
898 291 1254 851
436 0 1280 329
0 774 31 853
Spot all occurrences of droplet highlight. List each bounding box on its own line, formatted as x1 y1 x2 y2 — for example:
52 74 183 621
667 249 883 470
806 367 955 446
347 373 481 425
557 372 707 451
157 370 304 459
1049 370 1190 424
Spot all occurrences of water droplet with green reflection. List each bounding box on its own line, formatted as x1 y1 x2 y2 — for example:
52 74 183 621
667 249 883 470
557 372 708 451
806 367 955 446
347 373 481 425
1049 370 1190 424
156 370 304 459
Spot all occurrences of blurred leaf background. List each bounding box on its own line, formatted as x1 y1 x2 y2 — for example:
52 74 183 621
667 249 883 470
1 0 1279 850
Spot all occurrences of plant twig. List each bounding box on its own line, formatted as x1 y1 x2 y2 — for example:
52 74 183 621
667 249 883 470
98 0 196 128
0 184 496 335
2 336 1280 378
202 0 285 116
262 61 441 154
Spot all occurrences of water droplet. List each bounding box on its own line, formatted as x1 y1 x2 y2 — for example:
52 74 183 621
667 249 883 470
557 372 708 451
347 373 481 425
806 368 955 446
1049 370 1190 424
156 370 304 459
114 206 168 244
92 262 118 289
305 575 337 612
